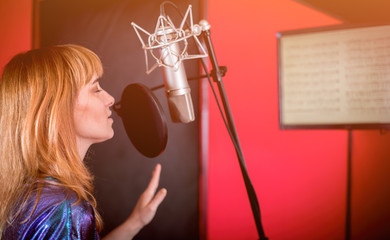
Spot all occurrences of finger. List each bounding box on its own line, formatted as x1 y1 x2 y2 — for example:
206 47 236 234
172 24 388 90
143 164 162 199
148 188 167 211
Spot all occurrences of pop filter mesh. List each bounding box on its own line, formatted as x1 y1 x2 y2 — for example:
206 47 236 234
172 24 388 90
114 83 168 158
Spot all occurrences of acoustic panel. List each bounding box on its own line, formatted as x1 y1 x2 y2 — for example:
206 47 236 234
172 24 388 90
37 0 203 239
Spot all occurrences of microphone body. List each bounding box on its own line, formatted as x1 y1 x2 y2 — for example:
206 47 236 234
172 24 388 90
131 4 208 123
158 29 195 123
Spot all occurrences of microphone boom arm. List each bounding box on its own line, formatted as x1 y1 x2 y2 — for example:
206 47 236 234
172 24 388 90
200 20 269 240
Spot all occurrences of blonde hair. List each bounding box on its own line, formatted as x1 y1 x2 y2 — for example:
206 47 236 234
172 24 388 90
0 44 104 234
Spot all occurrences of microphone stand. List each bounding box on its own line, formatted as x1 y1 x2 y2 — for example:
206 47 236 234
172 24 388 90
200 21 269 240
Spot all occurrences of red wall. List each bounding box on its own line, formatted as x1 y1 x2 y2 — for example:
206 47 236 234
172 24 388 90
206 0 344 239
1 1 390 240
351 131 390 239
206 0 390 240
0 0 31 75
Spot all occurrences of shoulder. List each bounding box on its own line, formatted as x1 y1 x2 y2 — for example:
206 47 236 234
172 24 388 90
3 181 100 240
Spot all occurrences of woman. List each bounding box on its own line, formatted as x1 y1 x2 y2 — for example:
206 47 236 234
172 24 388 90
0 44 167 239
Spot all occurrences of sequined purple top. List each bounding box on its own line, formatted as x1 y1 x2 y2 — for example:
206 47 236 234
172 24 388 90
3 180 100 240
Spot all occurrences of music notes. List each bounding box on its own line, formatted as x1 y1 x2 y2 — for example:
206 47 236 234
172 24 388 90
279 25 390 125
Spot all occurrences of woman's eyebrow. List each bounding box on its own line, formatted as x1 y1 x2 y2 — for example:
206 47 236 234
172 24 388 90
91 78 100 85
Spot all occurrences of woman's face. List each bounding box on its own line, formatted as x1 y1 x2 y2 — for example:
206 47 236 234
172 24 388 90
74 75 115 148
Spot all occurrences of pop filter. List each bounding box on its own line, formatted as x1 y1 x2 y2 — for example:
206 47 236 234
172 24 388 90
113 83 167 158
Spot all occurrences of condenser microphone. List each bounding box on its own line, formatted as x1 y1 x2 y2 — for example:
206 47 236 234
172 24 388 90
157 27 194 123
131 3 208 123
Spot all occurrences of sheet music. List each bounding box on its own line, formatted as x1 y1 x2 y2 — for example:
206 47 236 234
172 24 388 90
280 25 390 125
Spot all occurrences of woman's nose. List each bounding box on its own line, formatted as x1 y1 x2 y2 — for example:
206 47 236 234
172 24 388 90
105 91 115 107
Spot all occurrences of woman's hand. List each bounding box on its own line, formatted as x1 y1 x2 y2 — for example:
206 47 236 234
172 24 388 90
102 164 167 240
127 163 167 228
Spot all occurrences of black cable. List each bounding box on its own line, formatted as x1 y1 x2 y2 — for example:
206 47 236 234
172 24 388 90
199 58 240 149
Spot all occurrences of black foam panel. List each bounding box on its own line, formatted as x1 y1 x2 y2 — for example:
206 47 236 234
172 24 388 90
38 0 202 239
